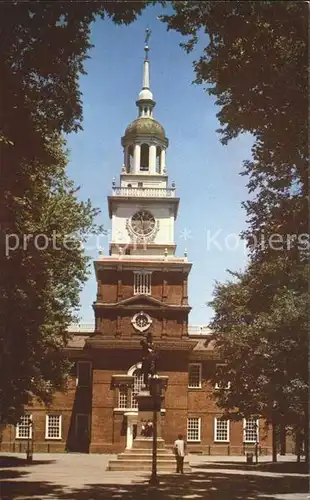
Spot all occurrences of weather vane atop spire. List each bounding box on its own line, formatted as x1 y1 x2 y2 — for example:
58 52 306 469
144 28 151 59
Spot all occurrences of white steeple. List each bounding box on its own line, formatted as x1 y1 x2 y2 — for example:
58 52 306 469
138 29 153 103
108 30 179 259
136 29 155 117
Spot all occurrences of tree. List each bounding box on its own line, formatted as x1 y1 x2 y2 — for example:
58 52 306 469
209 258 308 461
160 1 309 461
0 2 149 424
0 136 103 423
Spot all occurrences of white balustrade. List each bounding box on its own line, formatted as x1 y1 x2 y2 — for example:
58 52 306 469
67 323 211 334
112 187 176 198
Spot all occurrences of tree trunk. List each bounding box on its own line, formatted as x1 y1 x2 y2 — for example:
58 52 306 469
295 429 301 463
272 419 277 462
304 405 309 463
280 420 286 455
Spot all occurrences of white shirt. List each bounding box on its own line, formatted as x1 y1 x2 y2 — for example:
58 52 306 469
174 439 185 457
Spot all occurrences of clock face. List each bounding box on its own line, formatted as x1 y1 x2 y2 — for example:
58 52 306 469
136 314 149 329
131 210 156 237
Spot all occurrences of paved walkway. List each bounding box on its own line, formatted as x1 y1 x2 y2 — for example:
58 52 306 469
0 453 308 499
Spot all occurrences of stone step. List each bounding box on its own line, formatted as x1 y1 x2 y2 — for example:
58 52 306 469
107 459 191 472
117 453 176 460
122 448 172 455
132 438 166 449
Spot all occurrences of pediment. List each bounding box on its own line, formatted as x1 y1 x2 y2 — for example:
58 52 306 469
117 294 165 308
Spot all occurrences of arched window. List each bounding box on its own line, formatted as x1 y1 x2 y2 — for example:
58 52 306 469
118 363 144 409
131 369 144 409
140 144 149 171
127 145 134 173
156 146 161 173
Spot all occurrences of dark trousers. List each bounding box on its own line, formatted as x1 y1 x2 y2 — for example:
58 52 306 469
176 455 184 473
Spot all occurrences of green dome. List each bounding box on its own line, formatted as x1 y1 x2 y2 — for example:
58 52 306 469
124 117 166 142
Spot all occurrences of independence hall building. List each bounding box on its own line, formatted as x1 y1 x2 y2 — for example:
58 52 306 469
1 39 273 456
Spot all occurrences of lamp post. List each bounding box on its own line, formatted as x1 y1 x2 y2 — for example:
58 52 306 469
149 375 160 486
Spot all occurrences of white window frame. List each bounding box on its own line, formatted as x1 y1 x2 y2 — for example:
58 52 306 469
214 418 230 442
188 363 202 388
16 414 32 439
45 414 62 440
243 418 259 443
131 369 144 409
118 387 128 409
76 361 92 387
133 271 152 295
214 363 231 389
187 417 201 442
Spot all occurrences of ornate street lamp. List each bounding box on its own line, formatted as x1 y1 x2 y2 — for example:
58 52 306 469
149 375 161 486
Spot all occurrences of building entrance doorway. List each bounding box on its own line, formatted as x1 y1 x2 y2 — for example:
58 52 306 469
75 414 90 453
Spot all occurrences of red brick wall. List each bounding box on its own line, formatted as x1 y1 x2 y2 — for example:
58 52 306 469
0 351 274 455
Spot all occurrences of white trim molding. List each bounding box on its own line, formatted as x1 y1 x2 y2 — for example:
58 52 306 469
187 417 201 442
214 417 230 442
16 414 32 440
45 414 62 440
188 363 202 389
243 418 259 443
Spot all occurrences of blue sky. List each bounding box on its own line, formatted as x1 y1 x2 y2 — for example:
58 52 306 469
66 5 253 326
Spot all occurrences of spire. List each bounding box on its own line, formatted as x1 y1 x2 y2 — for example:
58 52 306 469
143 28 151 89
137 29 155 113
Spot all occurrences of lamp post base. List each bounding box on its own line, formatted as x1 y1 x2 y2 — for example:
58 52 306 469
149 474 160 486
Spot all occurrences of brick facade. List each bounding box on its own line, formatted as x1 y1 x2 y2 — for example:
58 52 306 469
0 268 275 455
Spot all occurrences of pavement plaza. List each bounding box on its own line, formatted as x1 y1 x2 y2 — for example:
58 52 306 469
0 453 308 500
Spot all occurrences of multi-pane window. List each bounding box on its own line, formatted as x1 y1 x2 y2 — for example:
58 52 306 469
187 417 201 442
188 363 202 388
243 418 259 443
131 370 144 409
214 364 231 389
118 387 128 409
214 418 230 442
45 415 62 439
16 415 32 439
77 361 92 387
134 272 151 295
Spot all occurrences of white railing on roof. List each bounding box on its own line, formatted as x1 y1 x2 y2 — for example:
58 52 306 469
67 323 94 333
112 187 176 198
188 325 212 335
67 323 211 334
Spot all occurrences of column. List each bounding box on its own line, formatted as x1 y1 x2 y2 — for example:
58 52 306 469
126 421 133 449
149 144 157 174
117 278 123 300
134 144 141 173
96 279 102 301
182 276 188 305
160 149 166 173
116 315 121 337
124 146 128 171
162 275 168 302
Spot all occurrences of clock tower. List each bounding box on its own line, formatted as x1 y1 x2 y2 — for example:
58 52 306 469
108 34 178 259
88 31 192 345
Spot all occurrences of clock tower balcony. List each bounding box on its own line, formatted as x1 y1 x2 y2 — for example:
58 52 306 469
111 186 176 198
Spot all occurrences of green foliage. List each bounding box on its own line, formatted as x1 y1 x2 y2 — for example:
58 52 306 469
0 2 149 424
209 259 308 427
0 136 102 424
161 1 309 453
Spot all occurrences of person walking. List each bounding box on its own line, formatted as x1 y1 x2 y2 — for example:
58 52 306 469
174 434 186 473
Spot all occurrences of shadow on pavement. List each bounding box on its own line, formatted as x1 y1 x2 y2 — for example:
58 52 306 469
191 460 308 474
0 469 308 499
0 455 56 467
